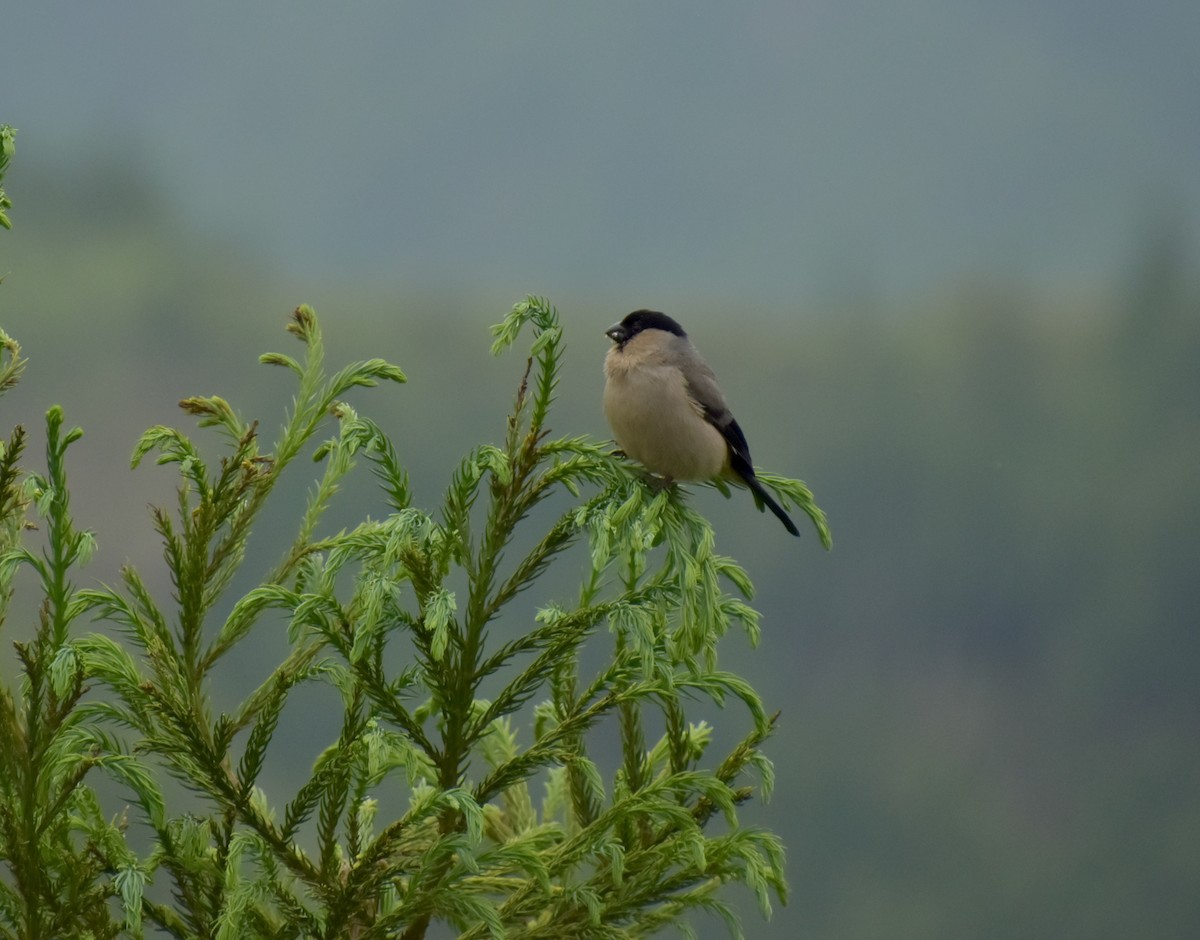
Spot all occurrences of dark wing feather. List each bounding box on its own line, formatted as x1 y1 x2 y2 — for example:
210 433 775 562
683 362 800 537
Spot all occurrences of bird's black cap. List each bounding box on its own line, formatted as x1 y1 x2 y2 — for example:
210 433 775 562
605 310 686 345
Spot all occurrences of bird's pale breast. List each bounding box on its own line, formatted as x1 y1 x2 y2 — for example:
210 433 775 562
603 354 727 481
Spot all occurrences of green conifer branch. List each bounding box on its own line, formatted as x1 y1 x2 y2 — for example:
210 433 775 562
0 295 820 937
0 125 14 231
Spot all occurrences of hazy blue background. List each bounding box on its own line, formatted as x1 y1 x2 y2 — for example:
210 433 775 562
2 3 1198 937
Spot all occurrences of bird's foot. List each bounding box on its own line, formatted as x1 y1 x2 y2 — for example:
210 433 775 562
638 471 676 492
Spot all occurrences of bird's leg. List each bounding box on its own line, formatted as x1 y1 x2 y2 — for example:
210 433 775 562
639 471 676 492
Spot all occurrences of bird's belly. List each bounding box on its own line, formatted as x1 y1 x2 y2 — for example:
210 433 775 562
603 371 727 481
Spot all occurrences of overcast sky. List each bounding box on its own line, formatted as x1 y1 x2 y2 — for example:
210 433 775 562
4 1 1197 306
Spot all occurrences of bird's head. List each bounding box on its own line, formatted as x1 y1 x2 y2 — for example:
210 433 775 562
605 310 687 348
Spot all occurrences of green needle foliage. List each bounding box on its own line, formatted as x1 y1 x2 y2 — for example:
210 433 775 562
0 125 13 231
0 297 827 939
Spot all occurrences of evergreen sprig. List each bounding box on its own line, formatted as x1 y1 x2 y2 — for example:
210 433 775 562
0 401 137 938
0 125 14 231
0 297 826 939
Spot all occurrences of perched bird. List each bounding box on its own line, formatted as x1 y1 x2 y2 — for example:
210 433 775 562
603 309 800 536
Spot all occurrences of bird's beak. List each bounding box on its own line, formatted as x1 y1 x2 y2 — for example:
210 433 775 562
605 323 628 344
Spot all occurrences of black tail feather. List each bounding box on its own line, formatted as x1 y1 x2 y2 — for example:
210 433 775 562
727 444 800 537
746 473 800 537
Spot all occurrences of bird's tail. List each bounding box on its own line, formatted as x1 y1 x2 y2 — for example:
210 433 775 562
745 474 800 537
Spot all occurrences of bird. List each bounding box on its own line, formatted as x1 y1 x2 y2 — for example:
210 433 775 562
602 309 800 536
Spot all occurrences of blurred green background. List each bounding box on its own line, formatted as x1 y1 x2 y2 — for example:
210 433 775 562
2 3 1198 937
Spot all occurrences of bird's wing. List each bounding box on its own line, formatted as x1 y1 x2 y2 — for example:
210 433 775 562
680 358 755 471
676 343 801 537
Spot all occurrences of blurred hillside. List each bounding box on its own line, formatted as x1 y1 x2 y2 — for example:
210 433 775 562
2 157 1197 938
6 3 1199 304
